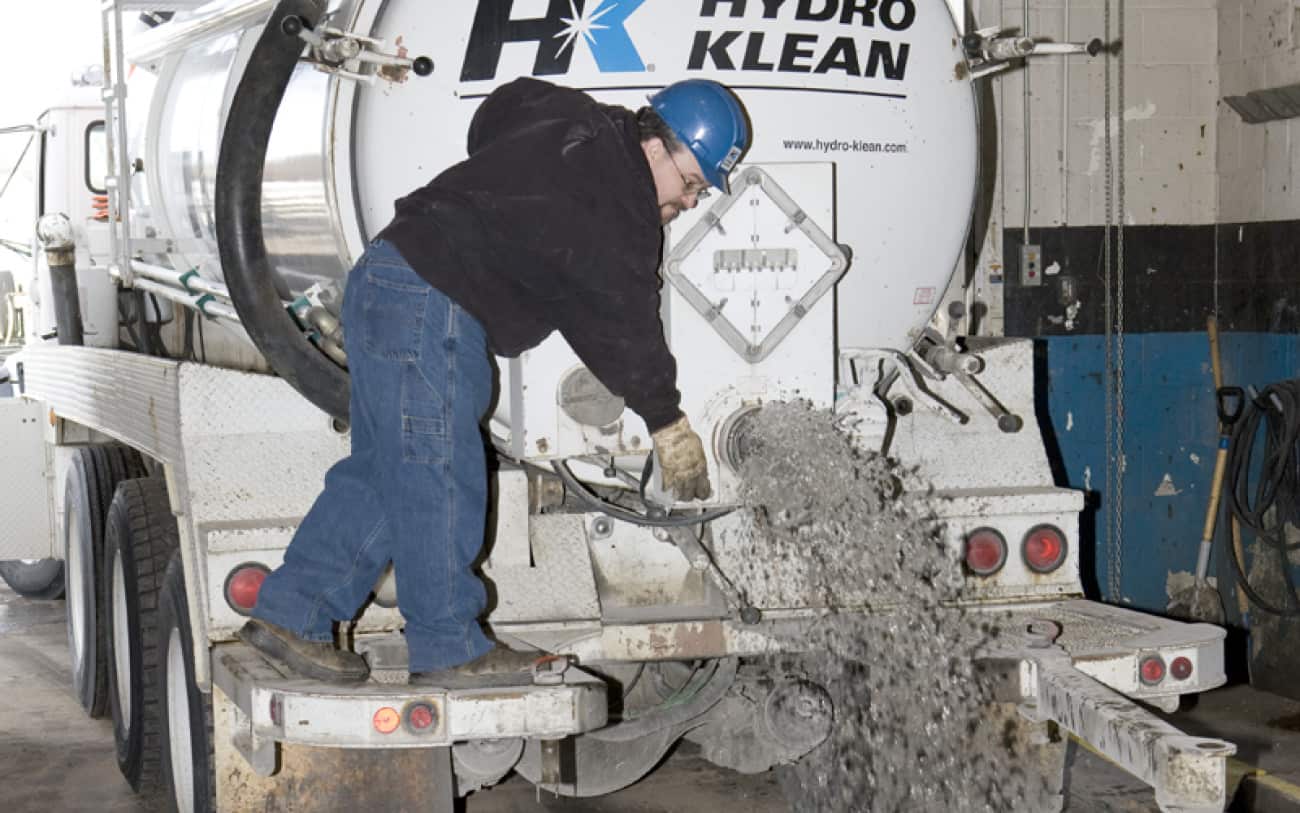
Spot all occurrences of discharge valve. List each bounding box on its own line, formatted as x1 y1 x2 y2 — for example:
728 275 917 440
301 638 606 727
282 15 433 84
961 26 1104 80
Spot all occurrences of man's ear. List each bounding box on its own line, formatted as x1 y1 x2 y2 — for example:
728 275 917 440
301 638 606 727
642 136 665 161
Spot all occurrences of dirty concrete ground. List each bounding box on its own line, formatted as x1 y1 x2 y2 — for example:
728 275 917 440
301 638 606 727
5 583 1300 811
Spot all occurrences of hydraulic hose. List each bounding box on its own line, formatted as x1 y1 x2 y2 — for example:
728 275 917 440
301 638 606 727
550 457 738 528
215 0 350 420
1224 380 1300 617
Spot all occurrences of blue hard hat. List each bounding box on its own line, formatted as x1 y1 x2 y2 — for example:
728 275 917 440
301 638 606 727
649 80 749 194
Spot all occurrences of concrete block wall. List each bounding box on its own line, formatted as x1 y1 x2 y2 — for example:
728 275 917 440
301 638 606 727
1218 0 1300 222
963 0 1220 336
968 0 1300 228
974 0 1219 230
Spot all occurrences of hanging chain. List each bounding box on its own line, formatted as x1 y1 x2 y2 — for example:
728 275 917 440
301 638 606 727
1114 0 1127 602
1102 0 1115 602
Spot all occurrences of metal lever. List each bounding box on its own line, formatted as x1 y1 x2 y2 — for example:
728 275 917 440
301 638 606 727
952 369 1024 434
662 526 761 625
961 26 1104 80
282 15 433 84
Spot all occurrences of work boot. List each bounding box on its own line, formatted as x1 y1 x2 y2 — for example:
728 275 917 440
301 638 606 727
409 644 541 687
239 619 370 683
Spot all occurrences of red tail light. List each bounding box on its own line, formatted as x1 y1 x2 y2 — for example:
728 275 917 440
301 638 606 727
1170 656 1193 681
1022 525 1068 573
224 563 270 615
406 702 439 733
1139 655 1166 686
964 528 1007 576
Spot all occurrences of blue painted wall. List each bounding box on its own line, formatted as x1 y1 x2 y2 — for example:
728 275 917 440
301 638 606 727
1040 333 1298 612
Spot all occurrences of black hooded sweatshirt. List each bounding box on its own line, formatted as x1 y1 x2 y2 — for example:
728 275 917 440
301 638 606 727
378 78 681 433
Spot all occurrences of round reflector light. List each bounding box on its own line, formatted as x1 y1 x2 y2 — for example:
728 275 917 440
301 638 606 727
964 528 1008 576
224 563 270 615
373 707 400 734
1022 525 1068 573
1170 656 1193 681
1139 655 1166 686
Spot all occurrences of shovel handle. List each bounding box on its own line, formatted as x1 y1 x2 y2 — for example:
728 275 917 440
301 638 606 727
1198 445 1229 578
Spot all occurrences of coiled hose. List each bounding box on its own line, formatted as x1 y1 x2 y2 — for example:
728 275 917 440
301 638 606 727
1225 380 1300 617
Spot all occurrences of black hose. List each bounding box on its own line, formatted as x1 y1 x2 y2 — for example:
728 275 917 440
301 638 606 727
550 458 738 528
214 0 350 420
1224 381 1300 617
48 259 84 346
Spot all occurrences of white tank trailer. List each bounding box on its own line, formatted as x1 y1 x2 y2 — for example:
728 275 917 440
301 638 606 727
0 0 1237 810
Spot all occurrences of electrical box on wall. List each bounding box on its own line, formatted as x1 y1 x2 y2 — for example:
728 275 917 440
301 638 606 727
1020 244 1043 287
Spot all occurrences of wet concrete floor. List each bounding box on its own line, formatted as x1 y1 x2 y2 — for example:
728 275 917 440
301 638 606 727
3 582 1300 812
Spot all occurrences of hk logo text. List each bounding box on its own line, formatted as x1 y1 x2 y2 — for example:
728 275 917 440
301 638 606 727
461 0 649 82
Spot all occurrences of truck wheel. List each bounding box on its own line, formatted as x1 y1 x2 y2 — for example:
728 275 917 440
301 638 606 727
64 445 146 718
0 559 65 599
104 478 179 794
158 553 215 813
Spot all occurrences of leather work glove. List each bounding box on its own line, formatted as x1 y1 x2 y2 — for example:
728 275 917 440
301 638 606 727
651 415 712 501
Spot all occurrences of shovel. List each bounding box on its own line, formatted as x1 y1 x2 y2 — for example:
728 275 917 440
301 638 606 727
1168 316 1241 622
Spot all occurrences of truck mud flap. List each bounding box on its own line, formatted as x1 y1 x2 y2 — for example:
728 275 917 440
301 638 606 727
213 643 608 777
996 600 1236 812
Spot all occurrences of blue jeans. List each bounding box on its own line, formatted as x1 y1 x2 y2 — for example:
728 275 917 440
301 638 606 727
253 239 494 671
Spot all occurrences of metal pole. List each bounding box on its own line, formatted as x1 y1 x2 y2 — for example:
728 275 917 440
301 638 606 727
132 278 242 325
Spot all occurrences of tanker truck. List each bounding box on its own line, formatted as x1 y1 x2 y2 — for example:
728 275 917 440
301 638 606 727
0 0 1237 810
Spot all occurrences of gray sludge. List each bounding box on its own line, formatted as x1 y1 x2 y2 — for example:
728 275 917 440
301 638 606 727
728 402 1062 812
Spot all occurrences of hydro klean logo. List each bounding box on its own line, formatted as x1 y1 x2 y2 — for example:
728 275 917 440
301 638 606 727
461 0 916 85
461 0 648 81
691 0 915 81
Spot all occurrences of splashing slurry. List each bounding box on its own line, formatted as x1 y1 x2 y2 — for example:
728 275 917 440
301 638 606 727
727 402 1063 812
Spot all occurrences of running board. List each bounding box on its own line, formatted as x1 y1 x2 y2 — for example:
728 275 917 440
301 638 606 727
212 643 608 777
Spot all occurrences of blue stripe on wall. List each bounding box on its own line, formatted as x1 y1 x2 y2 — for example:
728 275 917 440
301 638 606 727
1040 333 1299 612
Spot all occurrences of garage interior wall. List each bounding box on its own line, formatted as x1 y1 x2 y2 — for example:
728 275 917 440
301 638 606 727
968 0 1300 634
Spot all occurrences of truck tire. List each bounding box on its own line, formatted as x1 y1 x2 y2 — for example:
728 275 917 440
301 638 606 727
64 444 147 718
157 553 215 813
0 559 65 599
104 478 179 794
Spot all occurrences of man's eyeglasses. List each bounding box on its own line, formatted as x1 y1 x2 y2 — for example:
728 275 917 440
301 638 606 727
667 151 711 200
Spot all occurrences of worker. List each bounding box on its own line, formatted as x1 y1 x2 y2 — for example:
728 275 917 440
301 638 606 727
241 78 750 684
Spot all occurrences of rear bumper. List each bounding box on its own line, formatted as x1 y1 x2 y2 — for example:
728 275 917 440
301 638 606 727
212 643 608 775
215 599 1237 811
1031 599 1227 703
